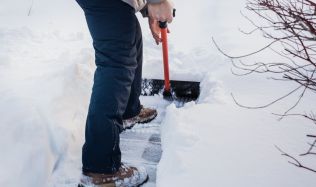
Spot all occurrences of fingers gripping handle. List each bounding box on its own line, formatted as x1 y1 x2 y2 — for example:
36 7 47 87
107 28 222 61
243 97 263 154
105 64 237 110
159 9 176 28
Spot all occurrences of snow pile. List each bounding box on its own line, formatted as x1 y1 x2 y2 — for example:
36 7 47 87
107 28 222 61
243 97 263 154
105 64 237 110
0 26 94 186
157 90 316 187
0 0 315 186
0 93 58 187
156 0 316 186
142 40 221 82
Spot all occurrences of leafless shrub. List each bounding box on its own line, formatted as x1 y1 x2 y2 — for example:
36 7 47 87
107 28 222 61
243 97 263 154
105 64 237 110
213 0 316 173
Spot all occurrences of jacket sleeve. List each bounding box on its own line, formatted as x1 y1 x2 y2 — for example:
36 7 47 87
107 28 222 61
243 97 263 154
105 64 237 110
140 0 165 17
140 5 148 17
146 0 164 3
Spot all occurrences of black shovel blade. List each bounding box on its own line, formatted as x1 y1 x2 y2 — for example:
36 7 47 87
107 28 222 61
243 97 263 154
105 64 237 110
141 79 200 101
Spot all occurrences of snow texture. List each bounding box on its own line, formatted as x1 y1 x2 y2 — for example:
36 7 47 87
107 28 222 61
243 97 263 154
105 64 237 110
0 0 315 187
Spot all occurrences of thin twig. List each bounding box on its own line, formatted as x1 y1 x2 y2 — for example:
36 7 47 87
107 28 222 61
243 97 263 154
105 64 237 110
28 0 34 16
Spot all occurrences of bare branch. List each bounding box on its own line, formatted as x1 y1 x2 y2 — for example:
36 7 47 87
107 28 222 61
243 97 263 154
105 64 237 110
212 37 279 59
231 85 302 109
275 145 316 173
214 0 316 173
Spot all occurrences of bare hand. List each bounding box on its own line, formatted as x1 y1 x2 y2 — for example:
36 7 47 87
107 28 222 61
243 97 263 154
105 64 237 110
149 18 161 45
149 18 170 45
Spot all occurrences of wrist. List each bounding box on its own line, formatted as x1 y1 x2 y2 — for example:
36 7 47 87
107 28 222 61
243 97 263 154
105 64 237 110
147 0 166 4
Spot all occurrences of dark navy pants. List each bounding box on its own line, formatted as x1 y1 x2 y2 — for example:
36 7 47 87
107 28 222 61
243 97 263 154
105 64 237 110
76 0 143 174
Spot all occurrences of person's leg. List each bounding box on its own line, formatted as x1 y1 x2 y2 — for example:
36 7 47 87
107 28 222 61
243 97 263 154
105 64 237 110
77 0 139 174
123 19 143 120
122 20 158 129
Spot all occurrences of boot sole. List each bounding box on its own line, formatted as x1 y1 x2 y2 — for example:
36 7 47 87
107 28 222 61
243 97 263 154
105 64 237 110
78 175 149 187
137 174 149 187
139 112 158 124
123 112 158 131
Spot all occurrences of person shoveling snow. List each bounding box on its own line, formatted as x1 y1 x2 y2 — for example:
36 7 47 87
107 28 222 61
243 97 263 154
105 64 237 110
75 0 174 186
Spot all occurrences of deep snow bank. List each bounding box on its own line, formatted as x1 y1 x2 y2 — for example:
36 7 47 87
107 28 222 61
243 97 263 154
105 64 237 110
157 92 316 187
0 27 94 186
156 0 316 186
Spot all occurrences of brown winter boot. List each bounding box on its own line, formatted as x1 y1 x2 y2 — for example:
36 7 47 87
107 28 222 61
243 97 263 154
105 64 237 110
78 163 148 187
123 105 157 130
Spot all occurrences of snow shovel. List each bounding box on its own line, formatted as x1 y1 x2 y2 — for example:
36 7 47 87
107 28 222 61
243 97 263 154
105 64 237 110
141 12 200 102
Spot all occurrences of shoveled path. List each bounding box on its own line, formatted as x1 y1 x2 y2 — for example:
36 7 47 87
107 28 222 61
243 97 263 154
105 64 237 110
120 96 171 187
120 127 162 187
50 96 170 187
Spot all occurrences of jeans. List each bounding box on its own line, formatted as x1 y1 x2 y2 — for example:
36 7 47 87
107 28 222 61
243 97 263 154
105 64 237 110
76 0 143 174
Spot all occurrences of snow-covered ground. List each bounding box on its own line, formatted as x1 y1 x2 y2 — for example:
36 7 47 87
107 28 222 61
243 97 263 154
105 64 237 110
0 0 315 187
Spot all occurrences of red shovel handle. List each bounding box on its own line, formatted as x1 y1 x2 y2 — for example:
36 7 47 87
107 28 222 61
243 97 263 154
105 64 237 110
159 9 175 94
160 26 170 92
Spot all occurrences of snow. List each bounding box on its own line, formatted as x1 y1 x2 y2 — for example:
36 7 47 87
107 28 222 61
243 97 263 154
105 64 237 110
0 27 93 186
0 0 315 187
158 99 315 187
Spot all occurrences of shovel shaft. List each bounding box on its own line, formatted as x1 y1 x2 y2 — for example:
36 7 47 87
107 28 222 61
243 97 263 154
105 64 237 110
159 9 176 94
161 27 170 92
